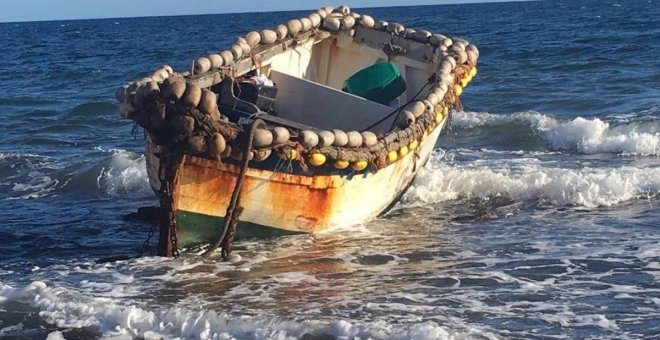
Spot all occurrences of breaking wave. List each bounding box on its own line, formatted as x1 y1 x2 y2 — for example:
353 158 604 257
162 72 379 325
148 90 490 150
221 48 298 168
451 111 660 156
0 150 151 199
406 153 660 208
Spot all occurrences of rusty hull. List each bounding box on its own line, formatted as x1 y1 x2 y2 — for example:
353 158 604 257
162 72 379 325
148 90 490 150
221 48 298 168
146 120 445 236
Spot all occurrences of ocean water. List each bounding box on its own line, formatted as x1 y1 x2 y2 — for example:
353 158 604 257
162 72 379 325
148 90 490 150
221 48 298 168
1 0 659 338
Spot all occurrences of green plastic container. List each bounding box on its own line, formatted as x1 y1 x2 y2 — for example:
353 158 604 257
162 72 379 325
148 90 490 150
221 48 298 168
343 62 407 105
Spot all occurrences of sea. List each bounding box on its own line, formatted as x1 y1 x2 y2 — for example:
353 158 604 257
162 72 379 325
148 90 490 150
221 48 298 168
0 0 659 338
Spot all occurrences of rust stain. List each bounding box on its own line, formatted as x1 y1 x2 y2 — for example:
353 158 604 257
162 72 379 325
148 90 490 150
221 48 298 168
175 155 339 233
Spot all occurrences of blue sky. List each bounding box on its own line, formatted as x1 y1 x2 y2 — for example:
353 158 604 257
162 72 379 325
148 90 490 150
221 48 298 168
0 0 512 23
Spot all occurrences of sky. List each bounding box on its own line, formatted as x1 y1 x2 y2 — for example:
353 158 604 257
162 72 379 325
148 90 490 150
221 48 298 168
0 0 512 23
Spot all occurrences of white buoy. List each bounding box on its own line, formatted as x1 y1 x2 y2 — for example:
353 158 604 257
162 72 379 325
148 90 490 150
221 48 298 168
287 19 303 36
198 90 219 120
236 37 251 55
333 5 350 15
323 17 341 31
332 129 349 147
454 38 469 46
341 16 356 30
253 129 274 147
433 86 447 100
408 101 425 117
413 30 432 43
300 17 313 32
451 42 466 52
183 83 202 107
245 31 261 47
360 131 378 147
467 50 478 64
422 99 434 113
208 54 223 69
404 28 416 39
220 51 234 66
398 111 416 126
230 44 243 60
322 6 334 14
275 25 288 40
260 29 277 44
271 126 290 144
309 13 322 28
387 23 405 35
440 73 455 86
359 15 375 28
318 130 335 147
466 44 480 58
300 130 319 148
317 8 328 19
440 61 453 75
161 65 174 75
455 51 468 65
346 131 363 147
429 34 446 47
209 133 226 160
444 56 457 69
169 78 186 100
427 92 440 106
194 57 211 74
151 68 169 82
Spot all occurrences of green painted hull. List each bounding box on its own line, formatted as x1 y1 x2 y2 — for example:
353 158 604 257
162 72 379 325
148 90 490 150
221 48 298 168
175 210 301 249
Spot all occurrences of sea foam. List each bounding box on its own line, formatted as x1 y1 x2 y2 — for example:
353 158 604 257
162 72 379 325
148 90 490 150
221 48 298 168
0 281 475 340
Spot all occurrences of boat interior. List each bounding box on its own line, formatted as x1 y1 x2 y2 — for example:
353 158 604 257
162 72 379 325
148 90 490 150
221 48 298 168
213 27 438 134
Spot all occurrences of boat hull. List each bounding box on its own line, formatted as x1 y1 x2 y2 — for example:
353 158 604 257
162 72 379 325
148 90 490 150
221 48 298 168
146 122 445 249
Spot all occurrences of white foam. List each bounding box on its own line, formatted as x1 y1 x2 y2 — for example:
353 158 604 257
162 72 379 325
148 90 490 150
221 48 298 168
452 111 660 156
0 281 478 340
98 150 151 196
405 155 660 208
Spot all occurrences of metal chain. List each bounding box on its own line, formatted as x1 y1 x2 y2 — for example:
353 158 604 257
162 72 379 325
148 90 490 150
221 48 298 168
162 169 180 259
138 222 156 257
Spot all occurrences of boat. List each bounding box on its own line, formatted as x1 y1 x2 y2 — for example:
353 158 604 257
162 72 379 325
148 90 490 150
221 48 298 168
115 5 480 257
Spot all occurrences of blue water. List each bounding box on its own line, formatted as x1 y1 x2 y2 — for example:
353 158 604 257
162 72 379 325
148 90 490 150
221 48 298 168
1 0 659 338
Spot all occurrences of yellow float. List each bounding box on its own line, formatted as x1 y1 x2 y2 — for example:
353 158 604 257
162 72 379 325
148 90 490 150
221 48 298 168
309 153 326 166
387 150 398 163
351 160 368 171
455 84 463 96
333 159 350 169
398 145 409 158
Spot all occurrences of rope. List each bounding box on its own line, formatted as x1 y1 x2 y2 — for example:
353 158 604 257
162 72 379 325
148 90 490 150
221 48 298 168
360 80 432 133
202 119 265 258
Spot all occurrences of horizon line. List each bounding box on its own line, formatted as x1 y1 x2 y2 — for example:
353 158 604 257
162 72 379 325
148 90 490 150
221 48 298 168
0 0 530 24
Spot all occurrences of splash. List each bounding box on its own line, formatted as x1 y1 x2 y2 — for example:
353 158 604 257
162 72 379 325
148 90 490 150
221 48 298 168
451 111 660 156
98 150 151 196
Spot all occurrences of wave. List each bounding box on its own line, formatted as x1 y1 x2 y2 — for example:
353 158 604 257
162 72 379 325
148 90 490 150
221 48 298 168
0 150 151 199
405 153 660 208
0 281 482 340
450 110 660 156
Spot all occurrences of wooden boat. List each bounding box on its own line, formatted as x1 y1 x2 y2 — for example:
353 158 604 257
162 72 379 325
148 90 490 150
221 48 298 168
116 5 479 257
